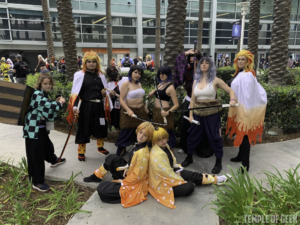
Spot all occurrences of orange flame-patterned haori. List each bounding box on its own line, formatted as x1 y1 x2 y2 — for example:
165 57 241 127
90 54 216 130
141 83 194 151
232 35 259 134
226 52 267 149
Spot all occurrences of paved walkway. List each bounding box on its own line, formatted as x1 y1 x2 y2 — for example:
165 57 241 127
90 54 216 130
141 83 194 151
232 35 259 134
1 123 299 225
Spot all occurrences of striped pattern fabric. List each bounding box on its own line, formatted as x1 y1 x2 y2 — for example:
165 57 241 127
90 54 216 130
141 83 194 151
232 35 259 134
0 80 34 125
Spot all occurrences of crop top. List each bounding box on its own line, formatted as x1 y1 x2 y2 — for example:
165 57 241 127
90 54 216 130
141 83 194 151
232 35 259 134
193 83 216 100
154 83 172 101
126 88 145 100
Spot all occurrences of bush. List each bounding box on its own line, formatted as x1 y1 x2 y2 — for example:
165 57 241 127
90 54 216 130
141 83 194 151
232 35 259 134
210 164 300 225
216 67 235 84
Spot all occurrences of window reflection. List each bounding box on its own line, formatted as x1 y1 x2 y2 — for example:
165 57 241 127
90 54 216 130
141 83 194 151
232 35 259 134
12 30 45 41
0 30 10 40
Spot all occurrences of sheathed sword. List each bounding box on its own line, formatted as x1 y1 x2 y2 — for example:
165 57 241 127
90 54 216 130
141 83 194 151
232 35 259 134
154 76 167 125
57 99 82 162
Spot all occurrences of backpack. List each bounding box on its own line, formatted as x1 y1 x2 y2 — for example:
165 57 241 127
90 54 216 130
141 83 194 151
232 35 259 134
20 62 30 76
123 58 132 67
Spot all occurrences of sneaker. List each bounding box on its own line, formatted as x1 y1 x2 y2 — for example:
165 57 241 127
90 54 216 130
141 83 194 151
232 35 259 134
50 158 66 168
32 183 50 192
177 149 184 154
97 148 109 155
83 174 102 183
78 154 85 162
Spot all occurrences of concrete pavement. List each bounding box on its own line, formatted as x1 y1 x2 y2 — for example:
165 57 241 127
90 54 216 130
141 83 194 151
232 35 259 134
1 122 299 225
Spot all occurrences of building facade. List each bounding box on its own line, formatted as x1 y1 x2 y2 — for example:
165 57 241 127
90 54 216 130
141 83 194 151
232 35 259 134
0 0 300 69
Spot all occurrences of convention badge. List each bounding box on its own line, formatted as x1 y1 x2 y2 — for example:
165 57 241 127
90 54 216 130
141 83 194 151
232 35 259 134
46 121 54 130
99 117 106 125
114 98 120 109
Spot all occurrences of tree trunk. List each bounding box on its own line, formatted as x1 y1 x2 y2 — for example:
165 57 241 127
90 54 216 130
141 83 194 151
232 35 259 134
155 0 161 70
247 0 261 71
106 0 112 66
269 0 292 85
197 0 204 53
41 0 55 58
164 0 187 72
56 0 78 79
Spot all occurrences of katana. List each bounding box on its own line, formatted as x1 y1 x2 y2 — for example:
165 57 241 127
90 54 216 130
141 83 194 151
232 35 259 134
172 103 239 113
57 99 82 162
183 116 200 125
124 112 167 126
154 76 167 125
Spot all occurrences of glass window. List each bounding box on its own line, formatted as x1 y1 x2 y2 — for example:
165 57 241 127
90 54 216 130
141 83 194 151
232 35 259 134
0 30 10 40
9 9 43 20
188 0 211 18
112 4 136 14
82 24 106 35
12 30 45 41
0 0 6 2
10 20 45 30
8 0 41 5
80 1 105 11
113 27 136 35
143 36 164 44
143 28 164 35
82 33 106 43
113 35 136 43
0 8 7 18
53 33 81 42
0 19 9 29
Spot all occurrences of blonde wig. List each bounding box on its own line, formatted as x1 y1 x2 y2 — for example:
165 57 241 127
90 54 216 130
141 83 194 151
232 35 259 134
233 49 256 77
152 127 169 146
82 51 103 74
136 122 155 142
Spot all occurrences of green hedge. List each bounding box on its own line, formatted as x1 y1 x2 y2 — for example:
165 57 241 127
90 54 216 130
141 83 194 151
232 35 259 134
26 68 300 134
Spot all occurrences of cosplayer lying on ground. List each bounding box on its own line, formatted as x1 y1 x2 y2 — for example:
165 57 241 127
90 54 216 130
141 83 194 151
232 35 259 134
226 50 267 173
66 51 111 162
147 66 179 149
115 65 149 156
84 122 154 208
181 56 236 174
148 127 229 209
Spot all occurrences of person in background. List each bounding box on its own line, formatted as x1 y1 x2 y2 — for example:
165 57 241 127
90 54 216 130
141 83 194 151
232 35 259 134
35 55 46 72
121 53 133 68
145 54 154 72
13 54 29 84
0 57 11 82
23 70 66 192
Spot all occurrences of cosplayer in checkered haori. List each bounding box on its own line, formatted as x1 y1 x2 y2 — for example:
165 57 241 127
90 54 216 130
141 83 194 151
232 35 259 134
66 51 111 162
226 49 267 173
23 70 66 192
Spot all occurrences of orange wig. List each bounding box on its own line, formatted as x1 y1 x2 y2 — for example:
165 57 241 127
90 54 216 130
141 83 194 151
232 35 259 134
82 51 103 74
233 49 256 77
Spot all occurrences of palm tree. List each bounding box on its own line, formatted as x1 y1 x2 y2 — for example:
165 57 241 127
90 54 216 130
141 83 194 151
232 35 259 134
106 0 112 66
154 0 161 70
56 0 78 79
163 0 187 71
41 0 55 58
268 0 292 85
247 0 261 71
197 0 204 53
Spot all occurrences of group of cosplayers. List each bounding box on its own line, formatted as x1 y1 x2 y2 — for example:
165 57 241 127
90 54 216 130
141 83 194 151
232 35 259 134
22 49 267 198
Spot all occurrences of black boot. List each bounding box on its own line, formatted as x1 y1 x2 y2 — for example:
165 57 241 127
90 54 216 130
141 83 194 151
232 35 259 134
230 148 242 162
239 136 250 173
212 158 222 174
181 154 193 167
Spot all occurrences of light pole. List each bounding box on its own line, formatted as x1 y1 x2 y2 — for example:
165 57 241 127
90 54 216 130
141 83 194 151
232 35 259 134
236 1 250 51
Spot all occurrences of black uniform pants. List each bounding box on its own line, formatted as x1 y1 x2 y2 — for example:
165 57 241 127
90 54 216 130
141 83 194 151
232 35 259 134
25 128 57 185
